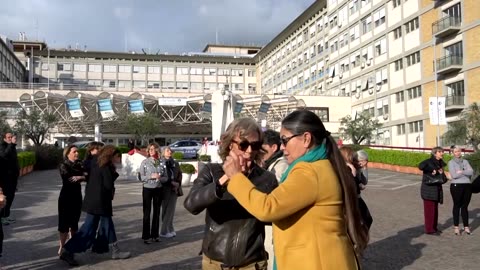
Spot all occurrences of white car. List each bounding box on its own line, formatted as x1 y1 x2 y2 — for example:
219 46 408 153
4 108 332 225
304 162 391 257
168 140 202 159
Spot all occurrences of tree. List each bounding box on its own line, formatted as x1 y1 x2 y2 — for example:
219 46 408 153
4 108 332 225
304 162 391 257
14 110 58 146
0 111 10 136
442 102 480 152
339 111 382 145
125 113 158 146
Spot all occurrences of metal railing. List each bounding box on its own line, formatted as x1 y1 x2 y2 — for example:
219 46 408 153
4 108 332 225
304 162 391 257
432 16 461 35
435 55 462 71
445 95 465 106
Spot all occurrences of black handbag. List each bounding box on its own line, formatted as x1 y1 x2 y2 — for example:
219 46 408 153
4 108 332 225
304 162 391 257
424 173 447 186
472 175 480 194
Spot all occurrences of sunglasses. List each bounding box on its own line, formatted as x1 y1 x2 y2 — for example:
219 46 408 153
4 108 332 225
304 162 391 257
280 133 302 146
232 139 263 151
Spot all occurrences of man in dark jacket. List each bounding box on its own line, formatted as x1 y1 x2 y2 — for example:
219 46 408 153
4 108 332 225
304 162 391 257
184 118 278 269
0 132 20 225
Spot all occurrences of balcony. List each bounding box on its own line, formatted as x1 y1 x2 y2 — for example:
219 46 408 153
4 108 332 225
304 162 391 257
435 55 462 75
445 95 465 112
432 16 461 38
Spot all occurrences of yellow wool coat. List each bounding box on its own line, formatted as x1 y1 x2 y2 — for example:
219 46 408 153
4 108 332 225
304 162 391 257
227 160 358 270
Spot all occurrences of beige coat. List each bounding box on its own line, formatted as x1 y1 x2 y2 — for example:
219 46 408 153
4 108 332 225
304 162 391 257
227 160 358 270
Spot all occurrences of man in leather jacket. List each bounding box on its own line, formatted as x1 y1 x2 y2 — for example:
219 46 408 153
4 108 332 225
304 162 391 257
184 118 278 269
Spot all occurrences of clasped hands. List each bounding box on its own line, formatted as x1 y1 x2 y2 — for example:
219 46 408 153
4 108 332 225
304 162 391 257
221 151 248 186
69 175 86 182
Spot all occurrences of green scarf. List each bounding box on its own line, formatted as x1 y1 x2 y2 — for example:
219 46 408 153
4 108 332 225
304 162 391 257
279 144 328 183
273 144 327 270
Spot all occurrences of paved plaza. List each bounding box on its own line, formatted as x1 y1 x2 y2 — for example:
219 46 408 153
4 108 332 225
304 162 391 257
1 168 479 269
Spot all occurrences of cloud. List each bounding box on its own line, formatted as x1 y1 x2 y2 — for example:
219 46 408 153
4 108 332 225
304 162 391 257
0 0 315 53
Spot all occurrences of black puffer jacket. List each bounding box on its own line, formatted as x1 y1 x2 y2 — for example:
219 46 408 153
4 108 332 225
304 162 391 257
419 157 447 203
184 163 278 268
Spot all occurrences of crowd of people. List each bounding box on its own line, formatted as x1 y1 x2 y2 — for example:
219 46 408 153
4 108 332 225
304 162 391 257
1 108 478 269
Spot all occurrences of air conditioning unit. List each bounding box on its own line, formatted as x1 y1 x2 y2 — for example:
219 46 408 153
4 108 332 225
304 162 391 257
368 88 374 95
339 73 343 79
383 114 389 120
361 62 365 69
376 84 382 92
355 92 361 99
367 59 372 65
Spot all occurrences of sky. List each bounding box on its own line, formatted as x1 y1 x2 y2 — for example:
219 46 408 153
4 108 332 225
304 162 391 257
0 0 315 54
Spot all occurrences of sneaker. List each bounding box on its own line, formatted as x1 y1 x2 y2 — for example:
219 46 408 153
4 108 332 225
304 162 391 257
160 233 174 238
151 237 160 242
59 249 79 266
6 217 15 223
171 232 176 237
143 239 152 244
110 243 131 260
1 218 10 225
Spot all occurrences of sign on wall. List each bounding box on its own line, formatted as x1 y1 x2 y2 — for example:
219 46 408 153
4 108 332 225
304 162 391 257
429 97 446 125
98 99 115 118
66 98 84 118
128 100 144 114
158 97 187 106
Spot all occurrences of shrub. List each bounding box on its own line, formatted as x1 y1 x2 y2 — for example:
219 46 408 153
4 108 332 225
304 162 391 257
26 145 63 170
465 151 480 177
198 154 211 162
172 152 184 160
17 151 36 169
77 148 87 160
179 163 196 174
364 148 453 169
116 146 130 154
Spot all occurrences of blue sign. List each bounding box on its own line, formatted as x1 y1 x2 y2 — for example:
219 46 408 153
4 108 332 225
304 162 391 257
234 102 244 113
202 102 212 113
128 100 144 114
98 99 115 118
259 102 271 113
66 98 84 118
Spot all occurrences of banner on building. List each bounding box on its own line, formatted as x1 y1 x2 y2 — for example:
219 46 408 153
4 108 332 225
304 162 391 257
128 100 144 114
202 101 212 113
158 97 187 106
66 98 84 118
429 97 446 125
98 99 115 119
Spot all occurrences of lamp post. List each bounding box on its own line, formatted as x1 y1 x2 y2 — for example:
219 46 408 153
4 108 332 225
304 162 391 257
47 47 50 91
433 37 440 146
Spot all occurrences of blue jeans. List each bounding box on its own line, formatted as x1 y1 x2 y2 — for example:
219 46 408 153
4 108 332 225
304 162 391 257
64 213 117 254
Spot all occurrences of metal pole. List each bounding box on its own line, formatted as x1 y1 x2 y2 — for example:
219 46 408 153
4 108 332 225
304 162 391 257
433 37 440 146
47 48 50 91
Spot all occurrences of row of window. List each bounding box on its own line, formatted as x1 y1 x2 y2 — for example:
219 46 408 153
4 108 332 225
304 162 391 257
50 63 254 77
62 79 255 92
0 44 24 83
392 18 419 40
397 120 423 135
395 86 422 103
394 51 421 71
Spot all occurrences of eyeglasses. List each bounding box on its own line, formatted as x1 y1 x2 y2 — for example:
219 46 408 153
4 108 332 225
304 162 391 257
280 134 302 146
232 139 263 151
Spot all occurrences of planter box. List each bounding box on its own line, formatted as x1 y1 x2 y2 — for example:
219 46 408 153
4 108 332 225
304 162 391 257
369 162 422 175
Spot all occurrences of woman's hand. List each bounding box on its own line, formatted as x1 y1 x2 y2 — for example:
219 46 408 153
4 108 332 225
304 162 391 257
223 151 243 179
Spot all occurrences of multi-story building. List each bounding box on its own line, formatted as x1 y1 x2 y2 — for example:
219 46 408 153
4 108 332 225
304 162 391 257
1 0 478 148
0 36 25 83
256 0 479 147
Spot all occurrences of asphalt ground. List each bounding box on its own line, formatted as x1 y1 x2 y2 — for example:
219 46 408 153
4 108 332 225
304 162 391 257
1 168 479 270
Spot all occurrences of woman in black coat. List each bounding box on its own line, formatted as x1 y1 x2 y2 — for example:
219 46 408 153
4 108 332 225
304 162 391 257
60 146 130 266
419 147 448 235
58 145 85 256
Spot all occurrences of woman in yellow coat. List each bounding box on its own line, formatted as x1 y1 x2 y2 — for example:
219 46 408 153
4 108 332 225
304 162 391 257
222 110 369 270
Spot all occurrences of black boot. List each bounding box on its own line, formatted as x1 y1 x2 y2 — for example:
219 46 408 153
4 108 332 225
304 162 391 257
59 248 79 266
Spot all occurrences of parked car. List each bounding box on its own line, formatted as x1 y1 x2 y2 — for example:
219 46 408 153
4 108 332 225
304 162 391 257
168 140 201 159
71 141 105 149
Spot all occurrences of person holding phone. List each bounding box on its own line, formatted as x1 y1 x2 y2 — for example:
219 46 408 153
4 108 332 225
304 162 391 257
58 145 86 256
0 132 20 225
